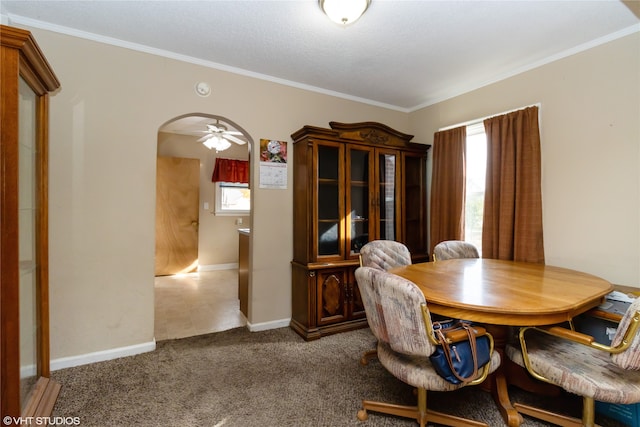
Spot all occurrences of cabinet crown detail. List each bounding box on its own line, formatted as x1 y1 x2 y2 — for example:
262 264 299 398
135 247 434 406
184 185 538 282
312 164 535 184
291 121 423 149
330 121 414 146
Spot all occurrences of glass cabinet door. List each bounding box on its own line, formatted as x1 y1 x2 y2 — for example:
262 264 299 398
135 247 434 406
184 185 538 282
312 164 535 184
18 76 39 409
403 152 428 255
377 149 400 241
316 143 344 258
347 146 373 256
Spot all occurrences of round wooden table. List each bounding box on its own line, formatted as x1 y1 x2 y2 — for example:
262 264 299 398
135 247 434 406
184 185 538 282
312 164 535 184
389 258 613 426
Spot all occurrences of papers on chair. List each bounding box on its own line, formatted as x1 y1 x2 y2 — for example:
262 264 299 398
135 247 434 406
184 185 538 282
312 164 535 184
599 291 635 317
606 291 636 303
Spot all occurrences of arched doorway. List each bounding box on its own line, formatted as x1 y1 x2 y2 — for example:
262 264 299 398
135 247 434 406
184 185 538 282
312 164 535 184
154 113 253 340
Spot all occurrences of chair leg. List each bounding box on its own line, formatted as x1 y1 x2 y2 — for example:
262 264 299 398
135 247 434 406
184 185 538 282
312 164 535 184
416 388 427 427
582 396 596 427
357 387 488 427
358 400 420 422
513 402 584 427
360 348 378 366
418 387 489 427
512 393 600 427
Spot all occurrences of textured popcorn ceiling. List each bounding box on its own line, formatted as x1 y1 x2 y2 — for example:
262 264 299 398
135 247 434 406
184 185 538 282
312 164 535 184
2 1 639 111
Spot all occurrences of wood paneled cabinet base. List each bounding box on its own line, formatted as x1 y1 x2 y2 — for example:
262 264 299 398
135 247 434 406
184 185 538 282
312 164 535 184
291 261 366 340
290 122 430 340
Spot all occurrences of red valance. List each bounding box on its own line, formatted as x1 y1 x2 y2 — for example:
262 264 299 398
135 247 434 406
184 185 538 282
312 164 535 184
211 158 249 183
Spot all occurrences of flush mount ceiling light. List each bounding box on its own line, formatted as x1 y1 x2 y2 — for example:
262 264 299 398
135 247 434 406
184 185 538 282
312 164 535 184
319 0 371 25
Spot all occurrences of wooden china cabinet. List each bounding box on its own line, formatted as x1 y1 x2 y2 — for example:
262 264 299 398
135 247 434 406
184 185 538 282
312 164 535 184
1 25 61 421
290 122 431 340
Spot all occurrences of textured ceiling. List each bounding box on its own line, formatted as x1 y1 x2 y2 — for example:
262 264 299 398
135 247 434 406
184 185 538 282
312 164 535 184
2 1 639 112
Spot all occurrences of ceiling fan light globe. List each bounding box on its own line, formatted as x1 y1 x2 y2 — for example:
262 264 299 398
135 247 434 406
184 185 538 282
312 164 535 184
203 136 231 152
198 119 242 151
218 139 232 151
320 0 370 25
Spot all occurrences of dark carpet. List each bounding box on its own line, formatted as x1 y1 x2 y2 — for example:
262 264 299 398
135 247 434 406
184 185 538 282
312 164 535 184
51 327 628 426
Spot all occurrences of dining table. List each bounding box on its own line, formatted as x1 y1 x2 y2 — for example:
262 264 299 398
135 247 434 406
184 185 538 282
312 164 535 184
388 258 614 427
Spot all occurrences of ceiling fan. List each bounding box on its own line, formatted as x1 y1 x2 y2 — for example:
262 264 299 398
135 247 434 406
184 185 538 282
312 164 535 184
197 120 246 151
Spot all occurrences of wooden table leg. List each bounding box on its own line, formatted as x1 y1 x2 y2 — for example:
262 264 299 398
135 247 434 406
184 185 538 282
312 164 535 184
485 325 524 427
490 366 524 427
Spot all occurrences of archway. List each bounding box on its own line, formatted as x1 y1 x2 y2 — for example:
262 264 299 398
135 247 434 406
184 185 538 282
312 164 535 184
154 113 253 340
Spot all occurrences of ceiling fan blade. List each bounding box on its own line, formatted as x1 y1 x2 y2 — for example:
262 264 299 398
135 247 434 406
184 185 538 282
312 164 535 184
225 134 247 145
224 131 242 136
207 123 227 133
164 129 206 135
197 134 213 143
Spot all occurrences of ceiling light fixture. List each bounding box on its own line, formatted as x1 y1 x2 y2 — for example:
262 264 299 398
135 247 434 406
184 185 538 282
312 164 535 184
197 120 247 153
202 135 231 152
319 0 371 25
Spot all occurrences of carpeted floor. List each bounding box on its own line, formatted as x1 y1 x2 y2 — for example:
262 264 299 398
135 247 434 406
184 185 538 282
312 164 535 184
51 327 627 426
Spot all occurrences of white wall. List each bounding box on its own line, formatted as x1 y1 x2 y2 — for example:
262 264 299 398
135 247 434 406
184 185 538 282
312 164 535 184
409 31 640 287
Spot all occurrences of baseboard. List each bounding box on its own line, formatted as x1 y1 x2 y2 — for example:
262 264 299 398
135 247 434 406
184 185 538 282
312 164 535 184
247 318 291 332
50 339 156 371
50 319 289 370
198 263 238 271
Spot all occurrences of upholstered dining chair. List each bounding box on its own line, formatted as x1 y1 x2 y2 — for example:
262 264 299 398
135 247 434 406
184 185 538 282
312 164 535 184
359 240 412 270
505 297 640 427
354 266 501 427
354 266 389 365
433 240 479 261
357 240 412 364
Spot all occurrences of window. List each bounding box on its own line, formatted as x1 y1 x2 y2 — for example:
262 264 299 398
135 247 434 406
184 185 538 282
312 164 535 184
464 123 486 253
215 182 250 215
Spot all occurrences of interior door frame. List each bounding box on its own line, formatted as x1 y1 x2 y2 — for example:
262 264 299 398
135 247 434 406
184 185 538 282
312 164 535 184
155 113 254 314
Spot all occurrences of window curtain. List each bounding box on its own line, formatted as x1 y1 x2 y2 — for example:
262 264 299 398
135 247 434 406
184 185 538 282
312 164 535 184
482 106 544 263
211 158 249 184
429 126 466 255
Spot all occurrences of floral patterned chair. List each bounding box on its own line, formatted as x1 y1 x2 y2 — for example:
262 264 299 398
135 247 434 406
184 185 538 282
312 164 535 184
433 240 479 261
359 240 412 271
354 266 501 427
505 297 640 427
354 267 389 364
357 240 412 364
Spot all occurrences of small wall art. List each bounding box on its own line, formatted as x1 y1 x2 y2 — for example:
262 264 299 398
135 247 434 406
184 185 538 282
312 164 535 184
259 139 287 189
